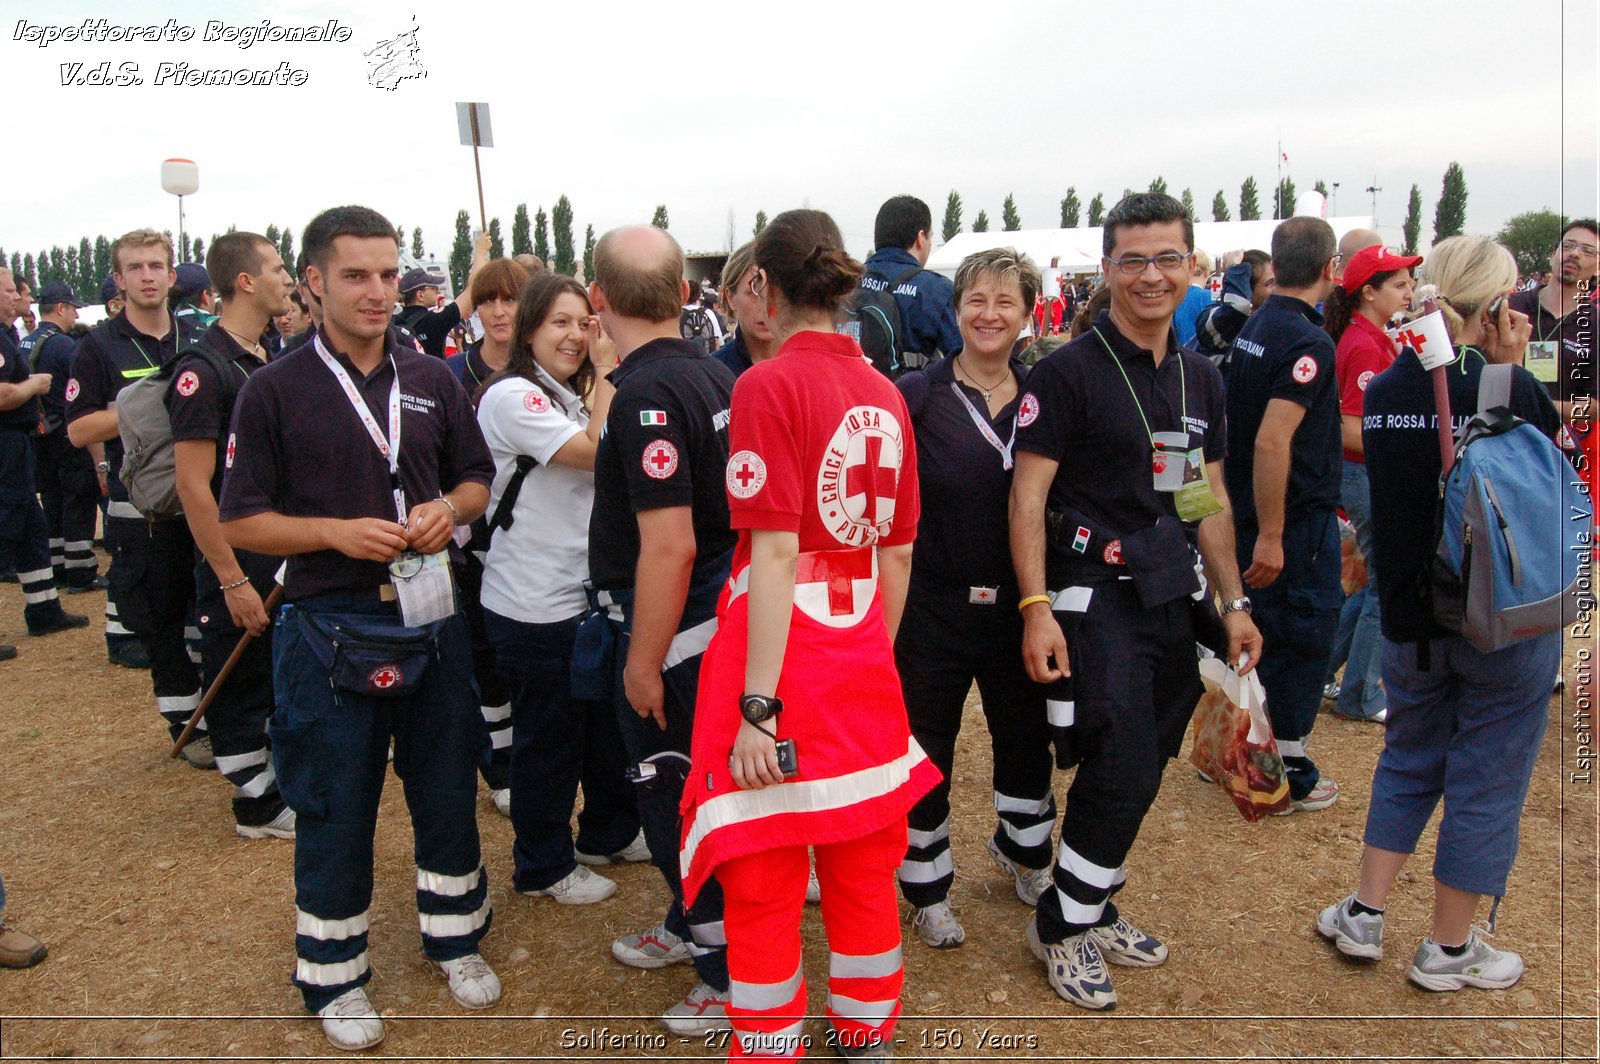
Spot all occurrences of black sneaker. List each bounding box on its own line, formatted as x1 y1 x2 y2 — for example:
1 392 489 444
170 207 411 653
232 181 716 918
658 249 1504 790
28 610 90 637
65 576 108 594
108 642 151 669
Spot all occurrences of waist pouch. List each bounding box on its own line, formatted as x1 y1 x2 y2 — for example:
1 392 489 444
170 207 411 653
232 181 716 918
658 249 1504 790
1048 507 1199 609
297 610 446 699
571 602 618 702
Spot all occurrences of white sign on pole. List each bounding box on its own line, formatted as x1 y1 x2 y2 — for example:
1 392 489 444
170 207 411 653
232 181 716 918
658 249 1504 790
455 102 493 148
1387 310 1454 371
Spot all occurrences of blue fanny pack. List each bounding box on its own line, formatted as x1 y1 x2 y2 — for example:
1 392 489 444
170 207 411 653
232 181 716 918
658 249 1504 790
297 610 446 699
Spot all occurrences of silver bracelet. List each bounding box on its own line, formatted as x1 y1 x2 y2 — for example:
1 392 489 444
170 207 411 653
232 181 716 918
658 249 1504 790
219 576 251 591
437 495 459 523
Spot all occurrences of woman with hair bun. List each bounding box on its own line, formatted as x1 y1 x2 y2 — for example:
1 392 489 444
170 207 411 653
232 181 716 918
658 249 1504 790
679 208 939 1061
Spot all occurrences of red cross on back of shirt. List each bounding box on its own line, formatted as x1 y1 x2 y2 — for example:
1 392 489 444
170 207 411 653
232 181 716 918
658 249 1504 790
845 434 896 525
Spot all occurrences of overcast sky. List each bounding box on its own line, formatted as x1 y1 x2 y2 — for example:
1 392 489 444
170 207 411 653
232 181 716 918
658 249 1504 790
5 0 1597 268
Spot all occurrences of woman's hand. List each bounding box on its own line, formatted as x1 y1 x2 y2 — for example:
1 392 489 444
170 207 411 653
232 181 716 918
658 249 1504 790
1482 298 1531 365
586 316 618 371
730 720 784 790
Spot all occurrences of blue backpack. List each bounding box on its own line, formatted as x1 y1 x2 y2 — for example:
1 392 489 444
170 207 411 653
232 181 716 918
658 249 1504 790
1432 364 1593 652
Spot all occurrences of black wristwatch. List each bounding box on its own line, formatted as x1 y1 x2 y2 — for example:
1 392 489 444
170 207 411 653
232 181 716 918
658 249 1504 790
740 693 783 725
1221 597 1253 615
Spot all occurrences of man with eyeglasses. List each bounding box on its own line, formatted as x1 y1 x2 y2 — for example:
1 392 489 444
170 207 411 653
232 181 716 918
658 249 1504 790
1225 216 1344 816
1509 218 1596 420
1011 193 1260 1010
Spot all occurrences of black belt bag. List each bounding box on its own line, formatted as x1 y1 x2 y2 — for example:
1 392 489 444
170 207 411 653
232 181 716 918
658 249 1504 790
297 610 446 699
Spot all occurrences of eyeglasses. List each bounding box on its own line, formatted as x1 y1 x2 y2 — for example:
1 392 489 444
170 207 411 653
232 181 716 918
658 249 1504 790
1559 239 1598 257
1105 252 1192 276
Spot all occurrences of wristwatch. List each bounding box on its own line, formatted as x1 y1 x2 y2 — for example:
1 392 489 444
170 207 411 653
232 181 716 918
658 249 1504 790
1221 597 1253 615
94 460 110 474
739 693 783 725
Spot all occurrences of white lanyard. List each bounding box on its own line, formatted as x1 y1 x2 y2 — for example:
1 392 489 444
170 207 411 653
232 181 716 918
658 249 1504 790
948 381 1016 471
315 336 407 524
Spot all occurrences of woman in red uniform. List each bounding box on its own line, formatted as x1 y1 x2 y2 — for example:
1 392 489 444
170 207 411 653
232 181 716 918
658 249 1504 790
680 210 939 1061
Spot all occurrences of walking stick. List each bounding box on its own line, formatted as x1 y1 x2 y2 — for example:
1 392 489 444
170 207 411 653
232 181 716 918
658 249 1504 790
169 584 284 759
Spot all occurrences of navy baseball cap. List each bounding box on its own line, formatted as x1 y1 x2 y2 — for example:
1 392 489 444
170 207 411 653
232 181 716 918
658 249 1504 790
100 274 121 304
173 262 213 300
36 281 89 309
400 267 445 295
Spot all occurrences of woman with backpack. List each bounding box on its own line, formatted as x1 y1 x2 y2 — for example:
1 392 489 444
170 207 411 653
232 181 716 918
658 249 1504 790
475 272 644 905
890 248 1056 951
678 209 938 1061
1316 235 1563 994
1318 245 1421 724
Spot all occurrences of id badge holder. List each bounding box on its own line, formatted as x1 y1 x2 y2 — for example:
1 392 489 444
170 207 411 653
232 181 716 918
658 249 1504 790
390 550 457 627
1174 448 1224 522
1526 340 1559 384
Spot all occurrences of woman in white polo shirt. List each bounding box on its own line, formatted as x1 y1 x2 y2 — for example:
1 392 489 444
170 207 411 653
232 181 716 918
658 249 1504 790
477 272 644 905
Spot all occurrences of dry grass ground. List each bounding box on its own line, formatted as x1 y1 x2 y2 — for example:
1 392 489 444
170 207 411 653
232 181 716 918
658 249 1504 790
0 573 1594 1062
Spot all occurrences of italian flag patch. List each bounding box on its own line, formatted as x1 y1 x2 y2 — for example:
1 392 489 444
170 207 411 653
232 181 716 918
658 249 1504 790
1072 526 1091 553
640 410 667 426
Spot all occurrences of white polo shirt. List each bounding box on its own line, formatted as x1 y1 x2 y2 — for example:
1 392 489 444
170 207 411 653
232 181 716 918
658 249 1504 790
477 367 594 624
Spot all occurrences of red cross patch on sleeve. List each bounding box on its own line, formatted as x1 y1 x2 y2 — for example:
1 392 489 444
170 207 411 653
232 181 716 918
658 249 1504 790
726 450 767 499
175 370 200 397
641 439 679 479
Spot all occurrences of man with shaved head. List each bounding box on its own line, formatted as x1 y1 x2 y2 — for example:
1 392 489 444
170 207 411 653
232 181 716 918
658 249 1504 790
585 225 735 1034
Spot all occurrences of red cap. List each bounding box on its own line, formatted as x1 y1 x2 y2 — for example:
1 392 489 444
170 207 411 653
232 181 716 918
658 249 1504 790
1342 245 1423 294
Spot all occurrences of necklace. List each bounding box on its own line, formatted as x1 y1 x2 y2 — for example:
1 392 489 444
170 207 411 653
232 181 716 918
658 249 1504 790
955 354 1011 402
222 326 265 358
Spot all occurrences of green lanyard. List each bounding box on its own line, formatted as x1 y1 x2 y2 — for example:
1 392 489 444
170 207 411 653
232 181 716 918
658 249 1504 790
1090 325 1187 444
121 336 162 380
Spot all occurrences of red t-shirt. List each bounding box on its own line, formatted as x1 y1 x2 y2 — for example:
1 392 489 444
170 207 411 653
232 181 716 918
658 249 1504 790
1335 314 1397 463
724 330 919 552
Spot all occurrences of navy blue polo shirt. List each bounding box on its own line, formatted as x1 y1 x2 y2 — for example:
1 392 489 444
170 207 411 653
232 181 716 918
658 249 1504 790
712 332 753 379
0 324 40 433
396 301 462 358
445 342 498 397
589 337 736 591
897 354 1027 597
66 311 207 502
1015 311 1228 586
1224 293 1341 528
1362 347 1563 643
217 327 494 601
166 327 264 501
19 323 76 433
1510 285 1594 407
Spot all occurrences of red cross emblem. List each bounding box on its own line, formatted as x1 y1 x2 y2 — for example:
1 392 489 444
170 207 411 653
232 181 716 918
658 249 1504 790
1358 370 1375 391
1018 393 1040 427
1152 454 1168 476
642 439 679 480
225 433 236 469
726 450 766 499
1292 355 1318 384
1395 328 1428 354
1104 540 1123 565
844 434 897 525
369 663 402 690
65 379 80 402
974 588 993 601
523 390 549 413
175 370 200 397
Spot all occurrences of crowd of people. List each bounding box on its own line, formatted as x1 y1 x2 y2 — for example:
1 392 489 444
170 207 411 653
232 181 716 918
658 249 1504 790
0 192 1593 1059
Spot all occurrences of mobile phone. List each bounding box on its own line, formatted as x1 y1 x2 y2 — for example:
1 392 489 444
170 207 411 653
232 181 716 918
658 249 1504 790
775 739 799 778
1486 294 1507 320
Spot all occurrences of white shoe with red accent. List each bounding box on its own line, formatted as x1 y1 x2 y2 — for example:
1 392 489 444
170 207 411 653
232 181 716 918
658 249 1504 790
659 981 730 1035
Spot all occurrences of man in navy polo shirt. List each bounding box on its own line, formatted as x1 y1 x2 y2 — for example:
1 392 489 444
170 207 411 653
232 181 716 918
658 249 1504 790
219 205 500 1051
21 282 101 592
1509 218 1595 418
860 195 963 372
68 229 210 755
1225 216 1343 813
586 224 734 1034
169 231 297 840
1012 193 1260 1010
394 232 489 359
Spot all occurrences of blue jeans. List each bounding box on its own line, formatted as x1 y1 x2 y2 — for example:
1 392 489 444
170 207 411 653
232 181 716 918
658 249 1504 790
1324 462 1386 719
483 609 638 892
271 595 491 1011
1365 633 1558 896
1239 510 1342 800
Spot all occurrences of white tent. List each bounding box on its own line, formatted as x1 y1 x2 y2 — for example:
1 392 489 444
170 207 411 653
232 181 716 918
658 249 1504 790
924 215 1392 279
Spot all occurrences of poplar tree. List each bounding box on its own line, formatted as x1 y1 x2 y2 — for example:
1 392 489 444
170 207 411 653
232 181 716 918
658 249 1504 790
1060 187 1081 228
1432 162 1468 244
1211 191 1230 222
940 192 962 241
552 195 576 275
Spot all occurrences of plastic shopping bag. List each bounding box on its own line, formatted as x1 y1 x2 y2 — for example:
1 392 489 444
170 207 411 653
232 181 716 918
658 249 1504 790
1188 656 1290 821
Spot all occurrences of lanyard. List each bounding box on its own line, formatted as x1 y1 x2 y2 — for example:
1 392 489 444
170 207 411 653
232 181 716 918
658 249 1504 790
947 381 1016 470
1091 326 1186 445
314 336 407 524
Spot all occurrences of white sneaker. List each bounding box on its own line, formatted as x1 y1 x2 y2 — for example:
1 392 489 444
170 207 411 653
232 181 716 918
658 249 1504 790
912 901 966 948
987 837 1052 906
521 865 617 905
1408 934 1525 991
576 828 651 865
612 923 691 968
660 980 731 1035
436 953 502 1009
318 987 384 1051
236 806 296 840
490 789 511 817
180 734 215 770
806 866 822 904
